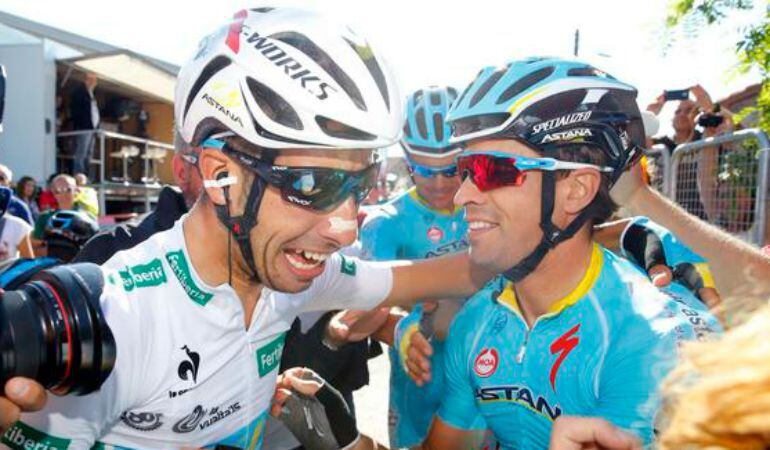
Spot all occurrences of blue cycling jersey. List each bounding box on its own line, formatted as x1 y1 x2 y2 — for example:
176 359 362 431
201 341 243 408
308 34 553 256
360 187 468 261
359 187 468 448
438 244 720 449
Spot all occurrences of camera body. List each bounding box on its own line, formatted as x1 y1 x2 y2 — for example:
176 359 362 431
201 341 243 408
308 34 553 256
697 113 724 129
0 263 115 395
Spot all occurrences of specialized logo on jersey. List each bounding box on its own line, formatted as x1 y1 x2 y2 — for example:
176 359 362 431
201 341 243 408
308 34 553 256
474 348 499 378
118 258 167 292
549 324 581 392
257 332 287 377
170 345 201 398
2 421 71 450
475 385 562 421
120 411 163 432
166 250 214 306
427 226 444 243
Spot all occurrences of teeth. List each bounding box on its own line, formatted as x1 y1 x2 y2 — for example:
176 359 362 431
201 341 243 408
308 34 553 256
286 252 322 270
285 249 330 271
298 250 329 262
469 221 494 231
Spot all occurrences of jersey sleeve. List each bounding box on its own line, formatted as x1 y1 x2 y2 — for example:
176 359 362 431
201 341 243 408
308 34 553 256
358 209 399 261
2 265 147 450
299 253 393 312
436 307 486 431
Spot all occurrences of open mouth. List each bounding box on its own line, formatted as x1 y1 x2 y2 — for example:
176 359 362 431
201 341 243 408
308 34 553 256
283 248 331 279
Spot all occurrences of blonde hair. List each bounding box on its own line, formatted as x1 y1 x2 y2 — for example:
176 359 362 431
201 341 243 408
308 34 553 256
659 301 770 449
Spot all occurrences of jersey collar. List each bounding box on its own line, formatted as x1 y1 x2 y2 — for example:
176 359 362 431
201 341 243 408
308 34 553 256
496 243 603 318
408 187 462 216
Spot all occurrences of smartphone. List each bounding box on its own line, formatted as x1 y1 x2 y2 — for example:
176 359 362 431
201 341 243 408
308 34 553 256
664 89 690 101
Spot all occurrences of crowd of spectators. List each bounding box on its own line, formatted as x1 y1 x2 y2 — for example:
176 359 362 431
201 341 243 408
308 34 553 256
0 163 99 262
644 84 764 242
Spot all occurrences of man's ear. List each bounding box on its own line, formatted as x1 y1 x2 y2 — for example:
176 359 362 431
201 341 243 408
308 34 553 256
198 149 232 206
560 169 601 216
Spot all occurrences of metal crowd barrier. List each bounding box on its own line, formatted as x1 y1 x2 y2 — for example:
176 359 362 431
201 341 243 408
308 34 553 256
670 128 769 245
57 129 174 213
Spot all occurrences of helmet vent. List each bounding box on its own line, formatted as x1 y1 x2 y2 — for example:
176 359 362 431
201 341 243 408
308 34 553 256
433 113 444 142
469 69 505 108
271 32 367 111
251 7 275 13
430 92 442 106
496 66 554 105
415 108 428 140
183 56 232 121
246 77 303 130
316 116 376 141
345 39 390 111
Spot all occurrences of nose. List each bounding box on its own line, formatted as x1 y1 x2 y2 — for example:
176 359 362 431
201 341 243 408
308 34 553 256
454 177 483 208
318 196 359 248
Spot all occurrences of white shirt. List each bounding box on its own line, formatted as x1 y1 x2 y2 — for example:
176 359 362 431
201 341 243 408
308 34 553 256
7 216 393 450
88 87 100 129
0 214 31 261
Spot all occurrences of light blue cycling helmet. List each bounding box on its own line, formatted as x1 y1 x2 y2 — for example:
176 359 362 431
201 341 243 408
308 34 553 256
402 86 461 158
448 57 646 282
449 57 645 183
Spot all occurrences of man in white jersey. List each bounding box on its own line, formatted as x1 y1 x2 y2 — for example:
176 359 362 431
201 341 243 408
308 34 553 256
0 8 486 450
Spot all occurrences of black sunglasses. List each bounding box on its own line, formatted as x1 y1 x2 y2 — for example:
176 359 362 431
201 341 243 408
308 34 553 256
203 138 380 212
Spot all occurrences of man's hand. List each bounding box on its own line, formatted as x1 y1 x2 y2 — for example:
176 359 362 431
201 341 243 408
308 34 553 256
689 84 714 112
324 307 390 348
272 368 360 450
549 417 642 450
610 161 646 208
646 93 666 116
1 378 47 431
403 330 433 386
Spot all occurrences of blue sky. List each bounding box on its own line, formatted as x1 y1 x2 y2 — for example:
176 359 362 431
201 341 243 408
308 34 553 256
1 0 765 133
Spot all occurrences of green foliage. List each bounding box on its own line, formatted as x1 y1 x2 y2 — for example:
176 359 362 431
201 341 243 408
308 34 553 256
667 0 770 132
667 0 753 27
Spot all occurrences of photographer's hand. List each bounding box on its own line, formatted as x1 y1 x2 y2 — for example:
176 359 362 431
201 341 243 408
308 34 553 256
645 93 665 116
1 377 47 431
690 84 714 112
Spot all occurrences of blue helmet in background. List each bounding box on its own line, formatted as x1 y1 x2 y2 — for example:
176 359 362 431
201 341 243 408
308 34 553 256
401 86 461 158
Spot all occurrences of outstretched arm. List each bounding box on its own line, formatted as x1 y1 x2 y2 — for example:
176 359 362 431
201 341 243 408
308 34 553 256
382 252 495 308
612 162 770 299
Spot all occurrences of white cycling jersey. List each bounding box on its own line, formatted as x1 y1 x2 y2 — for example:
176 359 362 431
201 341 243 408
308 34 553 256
2 216 393 450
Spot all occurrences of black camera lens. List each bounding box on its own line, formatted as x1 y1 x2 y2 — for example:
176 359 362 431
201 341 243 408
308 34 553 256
0 263 115 395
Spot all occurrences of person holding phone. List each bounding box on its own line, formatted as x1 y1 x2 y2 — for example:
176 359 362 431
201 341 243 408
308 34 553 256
645 85 733 221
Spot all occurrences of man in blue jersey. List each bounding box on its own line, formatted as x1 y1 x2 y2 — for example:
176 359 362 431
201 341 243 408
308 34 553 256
359 86 472 449
272 58 720 450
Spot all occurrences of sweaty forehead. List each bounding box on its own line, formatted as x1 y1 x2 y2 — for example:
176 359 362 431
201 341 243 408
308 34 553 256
273 148 376 170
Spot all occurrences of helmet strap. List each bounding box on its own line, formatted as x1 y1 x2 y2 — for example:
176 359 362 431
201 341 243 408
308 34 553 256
502 170 593 282
213 175 266 284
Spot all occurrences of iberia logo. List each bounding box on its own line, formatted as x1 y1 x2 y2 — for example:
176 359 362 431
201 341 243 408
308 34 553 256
474 348 499 378
549 324 581 392
427 226 444 243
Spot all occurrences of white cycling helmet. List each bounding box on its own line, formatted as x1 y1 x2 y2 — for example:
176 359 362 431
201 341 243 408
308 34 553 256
175 7 402 150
